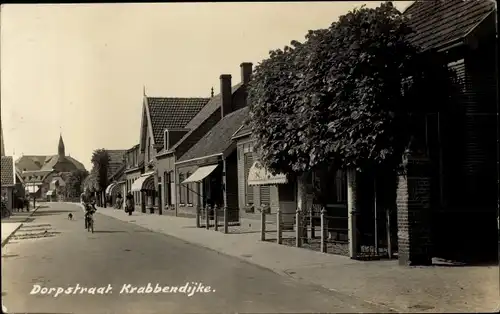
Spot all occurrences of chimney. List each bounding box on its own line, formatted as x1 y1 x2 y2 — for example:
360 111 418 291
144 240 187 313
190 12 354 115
240 62 253 85
220 74 232 117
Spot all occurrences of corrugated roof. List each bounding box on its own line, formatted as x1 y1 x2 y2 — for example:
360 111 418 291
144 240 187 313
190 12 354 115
168 84 243 153
178 107 249 162
147 97 210 148
405 0 496 50
1 156 15 186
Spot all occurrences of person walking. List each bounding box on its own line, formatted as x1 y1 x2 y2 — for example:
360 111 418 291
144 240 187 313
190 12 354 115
125 192 134 216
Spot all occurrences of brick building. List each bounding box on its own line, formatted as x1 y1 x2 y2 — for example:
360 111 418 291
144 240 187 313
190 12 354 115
15 134 86 199
155 63 251 217
396 0 498 265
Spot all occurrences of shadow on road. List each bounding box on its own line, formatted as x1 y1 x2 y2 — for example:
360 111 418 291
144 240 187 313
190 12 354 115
33 210 74 216
1 217 35 223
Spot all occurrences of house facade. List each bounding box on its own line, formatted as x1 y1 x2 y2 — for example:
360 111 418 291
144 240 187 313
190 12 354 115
397 0 498 265
123 144 144 211
175 105 249 220
155 63 252 217
131 92 210 214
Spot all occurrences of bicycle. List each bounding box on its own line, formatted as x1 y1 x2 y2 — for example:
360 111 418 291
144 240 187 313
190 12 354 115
85 210 95 233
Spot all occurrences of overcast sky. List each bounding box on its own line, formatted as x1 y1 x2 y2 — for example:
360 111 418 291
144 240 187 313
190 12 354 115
1 2 413 171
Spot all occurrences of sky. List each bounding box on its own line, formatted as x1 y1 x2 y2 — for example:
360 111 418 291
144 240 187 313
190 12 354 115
1 1 413 171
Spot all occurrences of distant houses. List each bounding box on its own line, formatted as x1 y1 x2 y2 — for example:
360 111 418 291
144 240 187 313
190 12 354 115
100 0 497 266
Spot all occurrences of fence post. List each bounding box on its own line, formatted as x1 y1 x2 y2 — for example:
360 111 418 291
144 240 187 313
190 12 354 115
277 209 282 244
320 207 327 253
296 209 302 247
196 206 201 228
214 205 219 231
260 208 266 241
223 206 229 234
206 205 210 230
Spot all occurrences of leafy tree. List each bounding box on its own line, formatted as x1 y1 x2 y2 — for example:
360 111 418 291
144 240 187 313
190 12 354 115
66 169 89 198
248 2 455 216
91 149 111 207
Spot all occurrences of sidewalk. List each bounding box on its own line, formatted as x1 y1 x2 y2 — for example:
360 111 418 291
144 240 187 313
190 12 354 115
90 204 498 313
1 206 41 247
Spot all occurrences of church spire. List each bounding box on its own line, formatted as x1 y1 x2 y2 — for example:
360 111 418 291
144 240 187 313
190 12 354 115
58 133 65 158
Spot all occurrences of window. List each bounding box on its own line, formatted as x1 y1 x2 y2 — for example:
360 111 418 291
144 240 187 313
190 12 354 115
179 173 185 205
169 171 175 205
186 172 192 205
324 170 347 204
244 153 254 205
164 172 170 206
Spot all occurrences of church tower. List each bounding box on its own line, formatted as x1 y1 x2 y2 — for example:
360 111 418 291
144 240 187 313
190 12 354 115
58 134 65 159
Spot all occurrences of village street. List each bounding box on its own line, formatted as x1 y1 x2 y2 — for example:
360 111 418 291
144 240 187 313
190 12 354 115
1 203 388 314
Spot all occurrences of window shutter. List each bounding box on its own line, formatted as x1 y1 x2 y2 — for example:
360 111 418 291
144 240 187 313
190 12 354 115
244 153 254 205
260 186 270 205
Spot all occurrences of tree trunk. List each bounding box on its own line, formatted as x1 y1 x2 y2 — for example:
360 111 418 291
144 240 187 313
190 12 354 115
347 168 359 259
297 172 309 244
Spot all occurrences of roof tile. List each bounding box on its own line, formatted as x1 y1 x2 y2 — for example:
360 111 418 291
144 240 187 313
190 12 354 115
169 84 243 152
405 0 495 50
1 156 15 186
147 97 210 147
178 107 249 162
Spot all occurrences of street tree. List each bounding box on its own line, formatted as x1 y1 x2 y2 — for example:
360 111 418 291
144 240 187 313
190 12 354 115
66 169 89 199
91 149 111 208
247 2 455 216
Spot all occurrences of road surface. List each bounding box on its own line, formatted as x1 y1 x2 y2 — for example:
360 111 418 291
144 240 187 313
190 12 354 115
2 203 386 313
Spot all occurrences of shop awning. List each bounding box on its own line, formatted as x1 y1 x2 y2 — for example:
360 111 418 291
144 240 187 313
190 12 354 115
26 185 40 194
248 161 288 186
46 190 55 196
105 183 117 195
109 182 123 196
182 165 218 184
131 172 155 192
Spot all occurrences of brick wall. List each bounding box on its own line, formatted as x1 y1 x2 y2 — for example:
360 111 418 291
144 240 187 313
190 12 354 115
397 159 433 266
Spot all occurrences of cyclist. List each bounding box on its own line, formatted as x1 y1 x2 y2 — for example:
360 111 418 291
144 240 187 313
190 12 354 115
81 190 96 229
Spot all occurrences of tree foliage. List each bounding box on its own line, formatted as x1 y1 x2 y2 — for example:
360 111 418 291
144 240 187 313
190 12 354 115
247 2 455 175
91 149 111 192
66 169 89 197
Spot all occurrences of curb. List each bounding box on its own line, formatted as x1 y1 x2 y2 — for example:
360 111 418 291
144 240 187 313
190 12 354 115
1 205 40 248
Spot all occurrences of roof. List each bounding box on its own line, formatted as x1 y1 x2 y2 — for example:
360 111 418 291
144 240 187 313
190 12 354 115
1 156 15 186
177 106 249 163
167 83 244 154
405 0 496 51
16 154 86 172
147 97 210 148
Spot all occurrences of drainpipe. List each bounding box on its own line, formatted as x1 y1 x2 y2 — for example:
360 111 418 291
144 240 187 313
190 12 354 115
494 2 499 238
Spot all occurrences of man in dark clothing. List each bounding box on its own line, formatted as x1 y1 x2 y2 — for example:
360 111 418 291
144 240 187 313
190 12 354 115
125 192 134 216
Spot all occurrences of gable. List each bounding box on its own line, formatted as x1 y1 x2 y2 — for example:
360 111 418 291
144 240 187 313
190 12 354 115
147 97 209 149
139 97 155 153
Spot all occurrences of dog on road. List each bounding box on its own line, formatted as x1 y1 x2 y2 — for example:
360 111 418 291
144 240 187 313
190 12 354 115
68 213 73 220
